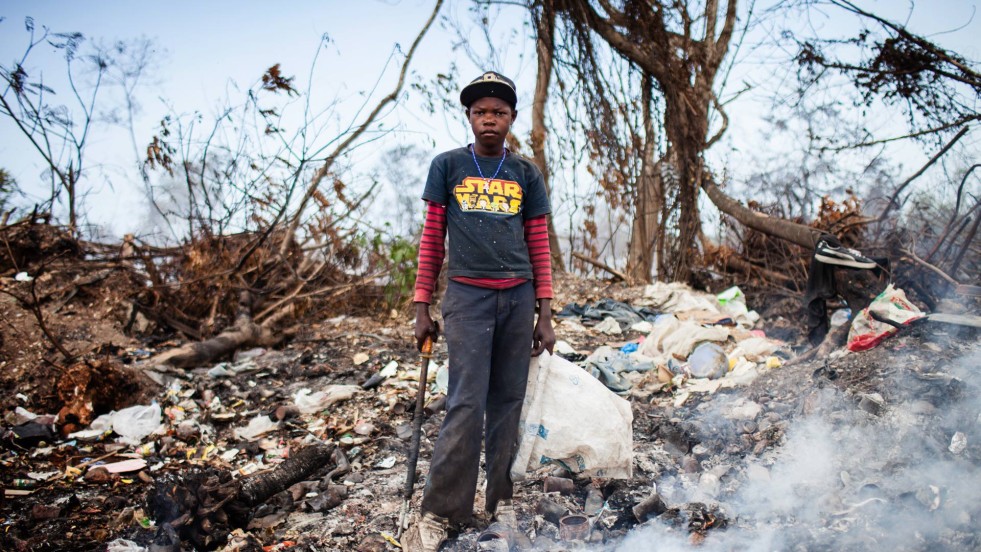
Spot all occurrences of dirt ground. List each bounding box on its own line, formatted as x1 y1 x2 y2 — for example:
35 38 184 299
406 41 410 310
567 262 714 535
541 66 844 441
2 264 980 551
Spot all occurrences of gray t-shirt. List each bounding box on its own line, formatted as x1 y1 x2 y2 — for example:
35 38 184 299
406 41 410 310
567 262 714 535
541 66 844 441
422 146 551 279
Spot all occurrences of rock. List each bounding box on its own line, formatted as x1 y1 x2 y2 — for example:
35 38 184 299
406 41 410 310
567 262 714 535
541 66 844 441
727 400 762 420
858 393 885 416
175 421 200 441
682 455 701 473
85 467 114 484
32 504 61 520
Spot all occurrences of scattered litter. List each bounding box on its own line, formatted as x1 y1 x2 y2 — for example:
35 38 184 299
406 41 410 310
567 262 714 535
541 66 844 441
353 352 370 365
293 385 360 414
949 432 967 454
14 271 33 282
687 342 728 379
554 340 577 356
374 456 396 469
595 317 622 335
99 458 148 473
234 415 280 440
112 403 163 445
106 538 147 552
830 308 852 327
848 284 926 351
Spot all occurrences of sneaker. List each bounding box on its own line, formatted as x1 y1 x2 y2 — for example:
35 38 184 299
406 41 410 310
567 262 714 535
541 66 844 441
492 499 518 529
401 511 448 552
814 239 877 269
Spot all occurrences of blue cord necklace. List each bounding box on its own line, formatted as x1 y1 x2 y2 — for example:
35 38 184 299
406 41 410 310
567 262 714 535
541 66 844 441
470 144 507 184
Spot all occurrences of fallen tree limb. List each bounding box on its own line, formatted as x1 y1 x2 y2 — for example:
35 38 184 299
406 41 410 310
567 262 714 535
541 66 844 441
702 178 823 249
572 252 627 281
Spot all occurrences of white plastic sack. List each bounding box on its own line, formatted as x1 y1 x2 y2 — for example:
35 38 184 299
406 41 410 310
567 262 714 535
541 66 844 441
638 314 729 364
293 385 360 414
112 403 163 445
511 352 633 481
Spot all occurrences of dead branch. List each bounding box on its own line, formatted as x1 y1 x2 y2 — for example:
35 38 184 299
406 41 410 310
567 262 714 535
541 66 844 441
277 0 444 257
876 126 969 222
901 248 958 285
926 163 981 261
572 251 627 281
949 206 981 276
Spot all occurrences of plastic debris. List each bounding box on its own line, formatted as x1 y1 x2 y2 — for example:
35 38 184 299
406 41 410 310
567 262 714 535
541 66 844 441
234 415 280 440
949 432 967 454
112 403 163 445
594 316 622 335
293 385 360 414
106 538 147 552
554 340 577 356
687 342 728 379
14 271 33 282
102 458 148 473
830 308 852 327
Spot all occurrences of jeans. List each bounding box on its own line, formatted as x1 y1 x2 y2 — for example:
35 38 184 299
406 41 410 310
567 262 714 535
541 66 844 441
420 280 535 524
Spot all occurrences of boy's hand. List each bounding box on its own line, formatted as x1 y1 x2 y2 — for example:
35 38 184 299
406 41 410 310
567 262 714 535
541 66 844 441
531 299 555 356
414 302 439 351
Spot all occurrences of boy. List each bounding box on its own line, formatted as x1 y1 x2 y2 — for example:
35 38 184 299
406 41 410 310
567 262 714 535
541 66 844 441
402 71 556 552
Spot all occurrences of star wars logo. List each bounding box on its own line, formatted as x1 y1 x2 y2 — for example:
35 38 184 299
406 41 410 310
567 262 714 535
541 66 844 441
453 177 523 215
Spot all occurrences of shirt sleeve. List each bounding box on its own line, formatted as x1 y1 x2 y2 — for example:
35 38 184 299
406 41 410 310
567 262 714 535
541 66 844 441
524 214 553 299
421 154 449 205
522 160 551 219
414 201 447 304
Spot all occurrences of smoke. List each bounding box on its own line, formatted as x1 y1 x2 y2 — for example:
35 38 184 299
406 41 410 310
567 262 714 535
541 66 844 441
613 347 981 551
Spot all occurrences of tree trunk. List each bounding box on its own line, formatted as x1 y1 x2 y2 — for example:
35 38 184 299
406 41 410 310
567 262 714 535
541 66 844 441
531 0 565 272
662 85 708 283
625 76 662 284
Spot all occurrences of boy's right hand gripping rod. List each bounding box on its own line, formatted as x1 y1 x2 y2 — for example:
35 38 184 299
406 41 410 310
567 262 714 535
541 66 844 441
397 333 434 540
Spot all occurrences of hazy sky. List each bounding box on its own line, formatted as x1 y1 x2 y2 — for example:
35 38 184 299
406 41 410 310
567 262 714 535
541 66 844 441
1 1 978 237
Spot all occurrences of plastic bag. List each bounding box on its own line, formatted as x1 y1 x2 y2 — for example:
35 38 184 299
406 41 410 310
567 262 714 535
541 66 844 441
847 284 926 352
511 352 633 481
112 403 162 445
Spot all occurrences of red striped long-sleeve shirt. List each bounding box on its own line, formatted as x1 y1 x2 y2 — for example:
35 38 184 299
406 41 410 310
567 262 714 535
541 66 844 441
413 201 553 303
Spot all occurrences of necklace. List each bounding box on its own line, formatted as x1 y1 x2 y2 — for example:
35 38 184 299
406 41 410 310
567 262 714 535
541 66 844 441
470 144 507 184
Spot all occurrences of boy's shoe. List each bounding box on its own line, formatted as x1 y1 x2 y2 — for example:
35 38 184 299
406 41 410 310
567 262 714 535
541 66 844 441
492 499 518 529
401 511 448 552
814 239 877 269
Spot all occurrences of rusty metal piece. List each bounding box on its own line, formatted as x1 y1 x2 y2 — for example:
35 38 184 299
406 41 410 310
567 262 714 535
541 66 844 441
543 475 575 495
558 514 590 541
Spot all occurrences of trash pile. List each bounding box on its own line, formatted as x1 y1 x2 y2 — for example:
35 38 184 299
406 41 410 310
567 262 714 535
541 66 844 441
555 283 790 404
1 278 979 551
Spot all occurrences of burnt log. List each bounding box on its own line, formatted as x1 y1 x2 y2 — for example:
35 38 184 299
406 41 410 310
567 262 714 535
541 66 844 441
149 443 334 550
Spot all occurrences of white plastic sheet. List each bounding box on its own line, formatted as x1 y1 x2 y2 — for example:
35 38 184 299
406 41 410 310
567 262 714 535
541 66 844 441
511 352 633 481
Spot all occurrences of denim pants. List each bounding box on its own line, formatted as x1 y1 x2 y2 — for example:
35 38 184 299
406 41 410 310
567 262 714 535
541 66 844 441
420 280 535 524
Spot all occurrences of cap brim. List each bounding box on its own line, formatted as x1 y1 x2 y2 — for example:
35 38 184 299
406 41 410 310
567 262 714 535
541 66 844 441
460 82 517 108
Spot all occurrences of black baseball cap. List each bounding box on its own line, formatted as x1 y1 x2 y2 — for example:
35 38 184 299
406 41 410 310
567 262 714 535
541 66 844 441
460 71 517 108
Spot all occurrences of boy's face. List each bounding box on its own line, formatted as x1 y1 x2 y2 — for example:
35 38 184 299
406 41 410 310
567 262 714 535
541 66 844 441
467 97 515 155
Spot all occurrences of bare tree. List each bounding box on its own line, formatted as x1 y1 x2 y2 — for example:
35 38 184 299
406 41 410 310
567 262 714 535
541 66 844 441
0 19 110 235
555 0 739 283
